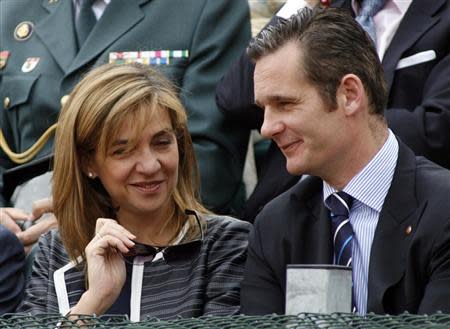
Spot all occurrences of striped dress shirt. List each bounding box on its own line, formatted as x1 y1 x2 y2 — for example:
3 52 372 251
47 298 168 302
323 129 399 314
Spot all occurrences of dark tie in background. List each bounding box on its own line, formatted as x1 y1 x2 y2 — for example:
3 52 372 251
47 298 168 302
327 191 356 312
355 0 387 45
76 0 97 48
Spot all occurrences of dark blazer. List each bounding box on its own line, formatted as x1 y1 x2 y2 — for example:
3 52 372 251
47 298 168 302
241 141 450 315
0 225 25 315
0 0 251 213
216 0 450 221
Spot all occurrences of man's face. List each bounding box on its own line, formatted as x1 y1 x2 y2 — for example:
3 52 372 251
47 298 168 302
254 41 349 177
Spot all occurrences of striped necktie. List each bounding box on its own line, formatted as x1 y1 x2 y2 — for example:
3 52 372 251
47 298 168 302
327 191 356 312
327 191 354 267
76 0 97 48
355 0 387 45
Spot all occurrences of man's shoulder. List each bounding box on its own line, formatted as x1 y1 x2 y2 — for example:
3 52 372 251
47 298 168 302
415 156 450 197
1 0 46 18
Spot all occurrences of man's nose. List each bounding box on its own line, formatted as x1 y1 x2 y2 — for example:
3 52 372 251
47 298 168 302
261 108 284 139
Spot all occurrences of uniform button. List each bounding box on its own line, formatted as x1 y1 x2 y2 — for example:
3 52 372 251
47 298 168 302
60 95 70 107
3 97 10 109
405 225 412 235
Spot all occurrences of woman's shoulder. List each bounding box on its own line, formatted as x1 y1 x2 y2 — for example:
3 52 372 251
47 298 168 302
202 214 252 240
39 229 63 246
35 229 69 263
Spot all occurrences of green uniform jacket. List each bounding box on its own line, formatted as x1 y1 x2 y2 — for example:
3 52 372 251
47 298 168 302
0 0 251 212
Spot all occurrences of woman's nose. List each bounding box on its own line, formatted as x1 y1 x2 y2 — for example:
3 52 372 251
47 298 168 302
135 149 161 174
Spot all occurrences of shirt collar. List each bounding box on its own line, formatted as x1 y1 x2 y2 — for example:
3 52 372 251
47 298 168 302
323 129 399 212
394 0 412 15
74 0 110 7
351 0 410 15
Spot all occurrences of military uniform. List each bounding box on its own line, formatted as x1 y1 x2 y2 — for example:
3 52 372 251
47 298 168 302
0 0 251 211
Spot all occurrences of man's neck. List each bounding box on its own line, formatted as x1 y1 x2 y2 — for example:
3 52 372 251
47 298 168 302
323 126 389 190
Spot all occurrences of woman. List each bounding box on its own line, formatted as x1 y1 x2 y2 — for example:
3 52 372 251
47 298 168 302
18 63 251 321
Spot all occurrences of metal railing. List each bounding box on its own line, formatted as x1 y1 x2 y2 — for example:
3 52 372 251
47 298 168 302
2 312 450 328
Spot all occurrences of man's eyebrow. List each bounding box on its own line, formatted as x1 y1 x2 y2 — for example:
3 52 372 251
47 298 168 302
255 95 301 108
254 99 264 108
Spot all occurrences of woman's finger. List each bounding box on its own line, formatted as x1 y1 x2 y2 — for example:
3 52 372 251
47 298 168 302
88 233 131 255
95 218 136 242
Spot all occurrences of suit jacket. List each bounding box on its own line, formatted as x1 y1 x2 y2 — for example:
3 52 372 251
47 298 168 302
0 0 251 213
0 225 25 315
241 141 450 315
216 0 450 221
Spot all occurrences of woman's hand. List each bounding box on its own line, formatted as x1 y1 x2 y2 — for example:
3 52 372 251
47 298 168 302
71 218 136 316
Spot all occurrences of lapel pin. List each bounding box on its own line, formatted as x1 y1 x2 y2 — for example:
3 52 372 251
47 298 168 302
405 225 412 235
0 51 10 70
14 21 34 41
22 57 40 73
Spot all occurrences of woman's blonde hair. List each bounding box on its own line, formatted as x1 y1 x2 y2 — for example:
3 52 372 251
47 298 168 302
53 63 207 262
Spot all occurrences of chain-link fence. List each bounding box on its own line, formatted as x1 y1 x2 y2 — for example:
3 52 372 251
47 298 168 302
2 312 450 328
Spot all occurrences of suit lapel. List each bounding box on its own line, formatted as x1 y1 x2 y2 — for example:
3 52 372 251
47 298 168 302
34 0 77 73
367 141 427 313
66 0 149 75
382 0 446 92
292 176 333 264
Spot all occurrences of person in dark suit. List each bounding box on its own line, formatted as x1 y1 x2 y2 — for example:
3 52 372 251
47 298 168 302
240 7 450 315
216 0 450 223
0 0 250 230
0 224 25 314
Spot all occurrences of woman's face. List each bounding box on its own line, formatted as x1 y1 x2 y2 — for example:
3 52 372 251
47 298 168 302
91 109 179 221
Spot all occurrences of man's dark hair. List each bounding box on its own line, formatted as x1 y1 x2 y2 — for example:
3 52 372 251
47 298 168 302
247 7 387 116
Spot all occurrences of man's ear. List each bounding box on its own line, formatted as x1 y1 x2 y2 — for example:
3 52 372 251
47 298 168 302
337 74 365 116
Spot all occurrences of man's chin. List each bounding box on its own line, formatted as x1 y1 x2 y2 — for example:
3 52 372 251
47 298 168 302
286 162 306 176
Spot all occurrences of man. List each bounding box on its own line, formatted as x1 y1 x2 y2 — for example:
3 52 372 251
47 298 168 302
216 0 450 223
241 7 450 315
0 224 25 314
0 0 250 247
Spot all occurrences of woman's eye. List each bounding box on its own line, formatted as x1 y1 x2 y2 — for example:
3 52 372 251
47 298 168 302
112 148 126 155
157 139 172 145
154 134 175 147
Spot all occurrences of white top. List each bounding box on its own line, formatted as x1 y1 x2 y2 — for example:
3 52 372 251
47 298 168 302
73 0 111 21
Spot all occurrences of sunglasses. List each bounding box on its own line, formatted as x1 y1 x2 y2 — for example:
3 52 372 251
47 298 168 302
122 209 203 266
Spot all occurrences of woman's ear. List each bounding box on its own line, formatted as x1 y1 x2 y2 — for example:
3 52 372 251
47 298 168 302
81 156 98 179
337 74 365 116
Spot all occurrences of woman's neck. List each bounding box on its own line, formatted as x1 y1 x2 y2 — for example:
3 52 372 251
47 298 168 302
117 205 178 246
